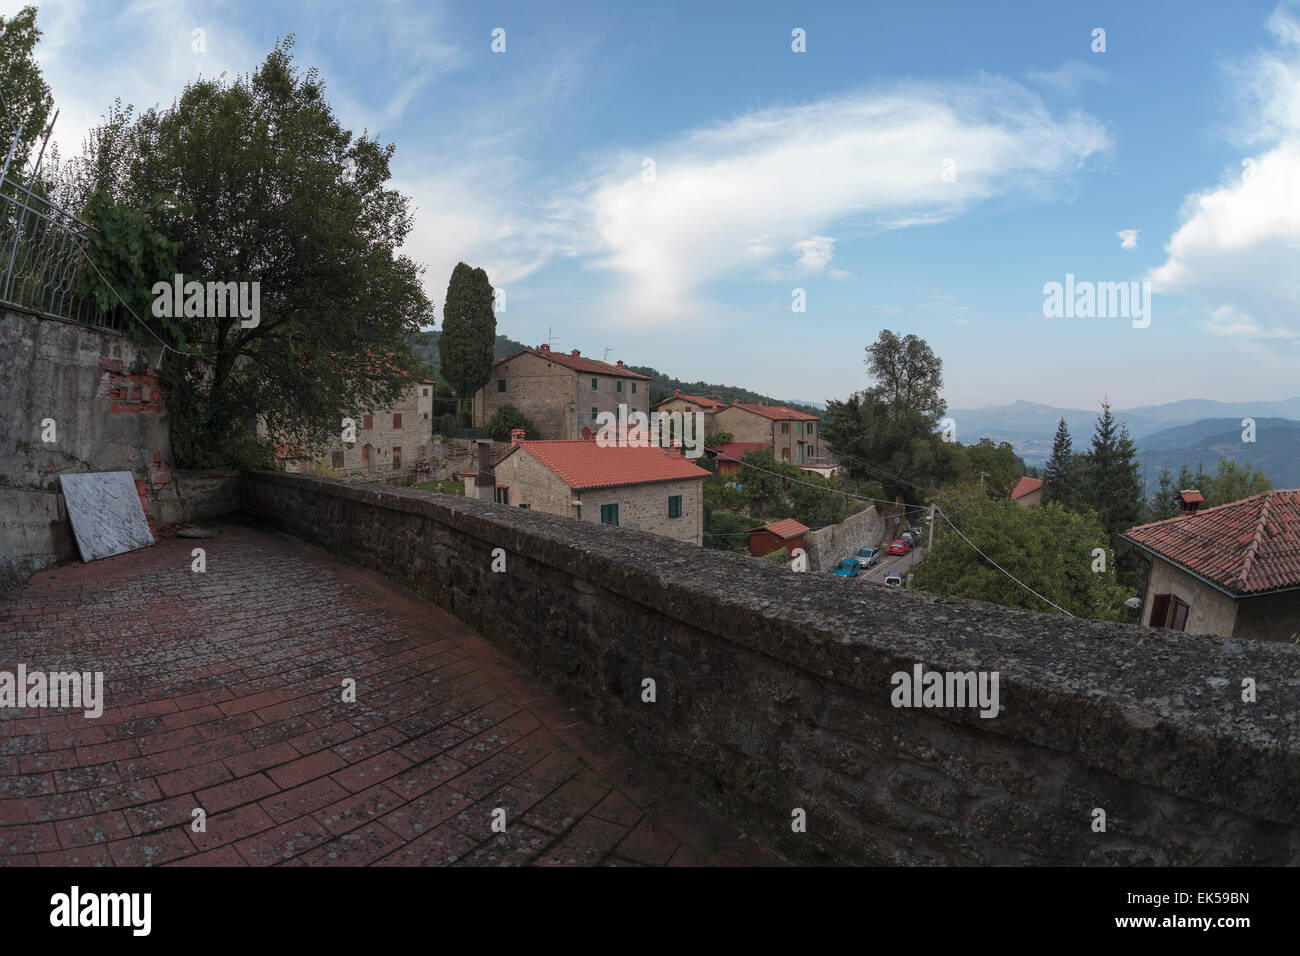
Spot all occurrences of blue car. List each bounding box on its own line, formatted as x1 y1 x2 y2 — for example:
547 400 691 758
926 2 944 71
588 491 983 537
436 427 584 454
832 558 861 578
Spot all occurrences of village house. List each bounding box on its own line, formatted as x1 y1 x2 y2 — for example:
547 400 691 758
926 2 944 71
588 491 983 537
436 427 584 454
653 390 729 437
1011 476 1043 507
472 344 650 440
1122 488 1300 640
712 401 826 468
706 441 769 478
278 379 438 476
487 433 710 546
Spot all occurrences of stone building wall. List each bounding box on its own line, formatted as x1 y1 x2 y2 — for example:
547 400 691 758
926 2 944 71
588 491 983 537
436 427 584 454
1142 558 1239 637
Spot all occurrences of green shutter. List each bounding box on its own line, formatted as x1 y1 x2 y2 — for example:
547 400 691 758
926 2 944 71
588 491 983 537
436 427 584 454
668 495 682 518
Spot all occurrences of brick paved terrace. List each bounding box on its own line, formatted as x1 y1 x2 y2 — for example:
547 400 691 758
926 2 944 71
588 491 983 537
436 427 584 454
0 525 783 867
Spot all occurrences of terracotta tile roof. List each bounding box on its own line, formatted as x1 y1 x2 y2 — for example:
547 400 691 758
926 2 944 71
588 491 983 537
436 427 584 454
658 391 728 412
1179 489 1205 504
726 401 819 422
497 347 651 380
709 442 769 461
1122 489 1300 596
505 440 709 490
1011 476 1043 499
750 518 809 539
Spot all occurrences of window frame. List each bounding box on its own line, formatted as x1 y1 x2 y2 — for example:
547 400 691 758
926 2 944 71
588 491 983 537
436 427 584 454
668 495 682 518
600 503 619 526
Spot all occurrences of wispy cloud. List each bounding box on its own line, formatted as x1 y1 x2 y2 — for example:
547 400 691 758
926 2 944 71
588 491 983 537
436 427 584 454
1117 228 1140 249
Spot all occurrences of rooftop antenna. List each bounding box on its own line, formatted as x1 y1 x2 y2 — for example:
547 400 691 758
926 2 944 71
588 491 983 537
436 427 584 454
602 346 613 362
546 326 561 349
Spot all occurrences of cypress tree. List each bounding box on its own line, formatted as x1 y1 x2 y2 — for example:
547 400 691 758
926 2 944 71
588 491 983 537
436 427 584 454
1044 417 1073 505
438 262 496 426
1084 401 1143 536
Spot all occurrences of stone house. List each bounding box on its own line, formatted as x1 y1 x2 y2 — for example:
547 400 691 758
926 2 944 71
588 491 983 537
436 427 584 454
488 436 710 546
472 345 651 440
653 390 729 437
712 402 824 468
1011 476 1043 507
282 380 437 477
748 518 809 558
707 441 769 478
1122 488 1300 640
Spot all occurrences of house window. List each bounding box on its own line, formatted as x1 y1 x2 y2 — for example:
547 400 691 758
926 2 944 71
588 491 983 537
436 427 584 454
668 495 682 518
392 447 401 469
423 412 428 419
632 383 637 394
797 422 803 435
600 503 619 526
591 377 598 391
617 380 623 393
497 379 506 393
393 413 402 429
331 450 344 469
798 445 804 463
1149 594 1190 632
519 503 530 509
363 414 373 430
781 422 790 434
781 448 790 461
495 487 508 504
592 407 598 421
422 388 429 396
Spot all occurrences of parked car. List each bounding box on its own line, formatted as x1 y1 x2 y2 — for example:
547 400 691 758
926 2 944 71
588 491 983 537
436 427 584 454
832 558 862 578
884 571 906 587
888 537 912 556
901 531 915 546
856 546 881 569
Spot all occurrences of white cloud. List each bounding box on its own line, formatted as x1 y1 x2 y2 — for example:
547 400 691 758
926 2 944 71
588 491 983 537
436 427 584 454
1117 228 1140 249
580 76 1109 323
1150 3 1300 344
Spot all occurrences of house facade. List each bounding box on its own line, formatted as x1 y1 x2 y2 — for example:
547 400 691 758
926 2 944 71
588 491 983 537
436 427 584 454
1122 488 1300 640
713 402 824 467
1011 476 1043 507
748 518 809 558
654 391 729 437
472 345 650 440
490 438 709 546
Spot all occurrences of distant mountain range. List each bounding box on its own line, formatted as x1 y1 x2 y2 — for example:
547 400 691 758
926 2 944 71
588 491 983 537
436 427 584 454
947 398 1300 490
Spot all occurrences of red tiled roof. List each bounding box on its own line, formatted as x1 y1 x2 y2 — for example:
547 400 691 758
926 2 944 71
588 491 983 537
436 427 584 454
497 348 651 380
504 440 709 490
658 391 728 412
1122 489 1300 596
1011 476 1043 499
709 441 768 461
726 402 819 422
1179 489 1205 504
750 518 810 539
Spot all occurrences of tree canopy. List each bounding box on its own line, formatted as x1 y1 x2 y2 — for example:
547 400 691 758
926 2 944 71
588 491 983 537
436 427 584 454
439 262 496 423
0 6 53 180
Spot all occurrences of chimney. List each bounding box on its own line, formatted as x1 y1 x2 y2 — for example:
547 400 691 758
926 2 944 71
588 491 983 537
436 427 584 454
1177 489 1204 515
539 343 551 352
510 428 525 445
571 349 581 357
616 360 625 368
674 389 681 397
475 440 495 501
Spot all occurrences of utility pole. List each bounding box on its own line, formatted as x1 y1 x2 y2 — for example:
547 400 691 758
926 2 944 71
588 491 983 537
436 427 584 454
928 503 936 549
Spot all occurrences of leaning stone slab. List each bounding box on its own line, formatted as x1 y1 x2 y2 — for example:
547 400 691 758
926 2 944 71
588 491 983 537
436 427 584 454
59 471 155 562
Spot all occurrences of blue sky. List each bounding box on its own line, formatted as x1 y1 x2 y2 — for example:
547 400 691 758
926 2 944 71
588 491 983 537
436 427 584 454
9 0 1300 409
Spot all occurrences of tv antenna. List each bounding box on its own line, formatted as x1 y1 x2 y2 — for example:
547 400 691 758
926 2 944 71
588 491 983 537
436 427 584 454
546 326 561 349
602 346 613 362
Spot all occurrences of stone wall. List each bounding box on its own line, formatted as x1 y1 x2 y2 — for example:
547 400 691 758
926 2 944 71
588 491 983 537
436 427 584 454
803 504 885 572
242 472 1300 865
0 306 179 588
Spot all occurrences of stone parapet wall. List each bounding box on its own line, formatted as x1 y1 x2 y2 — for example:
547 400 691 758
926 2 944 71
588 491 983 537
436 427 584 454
242 471 1300 865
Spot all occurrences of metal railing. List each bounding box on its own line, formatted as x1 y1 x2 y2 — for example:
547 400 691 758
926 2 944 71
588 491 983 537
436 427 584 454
0 115 117 329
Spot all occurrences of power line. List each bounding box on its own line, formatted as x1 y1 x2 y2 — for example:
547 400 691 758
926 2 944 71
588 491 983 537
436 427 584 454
932 506 1075 617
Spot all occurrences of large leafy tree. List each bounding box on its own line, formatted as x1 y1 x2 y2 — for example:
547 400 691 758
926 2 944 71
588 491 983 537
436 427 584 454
822 330 962 499
912 497 1132 620
73 39 431 466
439 262 496 424
1203 457 1272 507
0 6 53 180
963 438 1023 497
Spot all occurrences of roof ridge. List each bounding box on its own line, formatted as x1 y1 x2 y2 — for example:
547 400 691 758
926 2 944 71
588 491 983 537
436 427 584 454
1236 491 1273 587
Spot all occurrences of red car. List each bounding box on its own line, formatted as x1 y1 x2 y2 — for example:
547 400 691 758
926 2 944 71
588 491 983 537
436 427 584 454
888 537 911 556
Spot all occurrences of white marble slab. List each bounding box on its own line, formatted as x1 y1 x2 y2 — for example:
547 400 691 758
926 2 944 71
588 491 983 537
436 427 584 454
60 471 155 562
